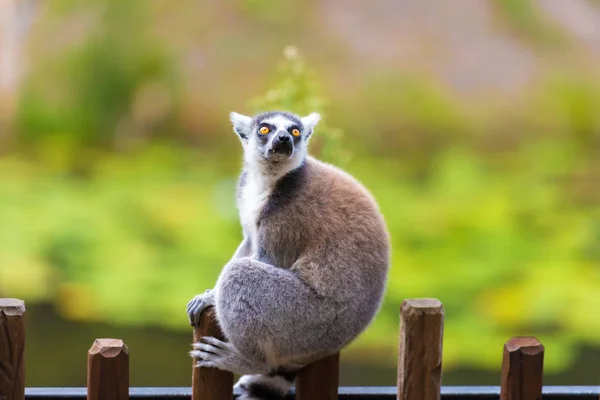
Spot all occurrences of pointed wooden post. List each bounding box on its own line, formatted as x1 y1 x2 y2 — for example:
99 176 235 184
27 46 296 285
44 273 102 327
397 298 444 400
191 307 233 400
0 298 26 400
500 337 544 400
296 352 340 400
87 338 129 400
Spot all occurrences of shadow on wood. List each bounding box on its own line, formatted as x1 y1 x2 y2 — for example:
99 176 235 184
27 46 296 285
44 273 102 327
296 352 340 400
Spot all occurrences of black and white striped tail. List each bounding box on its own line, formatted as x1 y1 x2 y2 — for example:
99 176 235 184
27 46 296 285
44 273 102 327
236 368 299 400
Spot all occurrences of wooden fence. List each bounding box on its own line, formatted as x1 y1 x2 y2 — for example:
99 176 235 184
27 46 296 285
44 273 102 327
0 297 550 400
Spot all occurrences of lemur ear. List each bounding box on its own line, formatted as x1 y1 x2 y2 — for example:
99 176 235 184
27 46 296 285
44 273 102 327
230 112 253 141
301 112 321 138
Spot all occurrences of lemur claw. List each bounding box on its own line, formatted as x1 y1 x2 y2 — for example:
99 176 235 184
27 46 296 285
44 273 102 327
186 289 215 326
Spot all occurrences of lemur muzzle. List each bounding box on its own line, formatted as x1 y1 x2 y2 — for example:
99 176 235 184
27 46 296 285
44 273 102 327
269 131 293 156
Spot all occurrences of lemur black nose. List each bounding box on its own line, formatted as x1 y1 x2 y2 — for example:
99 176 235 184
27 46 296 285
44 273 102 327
278 134 290 143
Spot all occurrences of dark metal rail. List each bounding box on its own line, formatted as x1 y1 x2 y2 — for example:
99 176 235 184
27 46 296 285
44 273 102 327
23 386 600 400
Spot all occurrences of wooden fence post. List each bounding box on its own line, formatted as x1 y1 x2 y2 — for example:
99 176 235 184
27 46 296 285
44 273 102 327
0 298 26 400
296 352 340 400
87 338 129 400
500 337 544 400
191 307 233 400
397 298 444 400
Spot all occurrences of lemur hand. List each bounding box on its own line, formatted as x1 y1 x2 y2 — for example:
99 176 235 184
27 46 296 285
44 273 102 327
186 289 215 326
189 336 269 375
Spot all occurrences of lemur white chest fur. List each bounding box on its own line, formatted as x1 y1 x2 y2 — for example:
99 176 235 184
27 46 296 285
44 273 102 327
239 157 303 256
238 167 271 252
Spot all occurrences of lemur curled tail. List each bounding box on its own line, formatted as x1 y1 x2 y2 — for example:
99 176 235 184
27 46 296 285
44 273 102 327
187 111 390 400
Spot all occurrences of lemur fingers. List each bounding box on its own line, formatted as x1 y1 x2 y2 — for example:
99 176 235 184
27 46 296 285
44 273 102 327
195 336 228 349
186 289 215 326
190 336 268 376
192 342 222 355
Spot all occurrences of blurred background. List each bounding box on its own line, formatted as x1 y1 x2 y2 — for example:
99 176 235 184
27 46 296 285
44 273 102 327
1 0 600 388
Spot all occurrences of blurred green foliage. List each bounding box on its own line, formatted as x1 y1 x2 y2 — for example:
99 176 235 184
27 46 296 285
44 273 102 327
2 0 600 380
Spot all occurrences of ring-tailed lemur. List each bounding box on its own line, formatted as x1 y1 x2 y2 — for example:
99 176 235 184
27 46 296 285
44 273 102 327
187 110 390 400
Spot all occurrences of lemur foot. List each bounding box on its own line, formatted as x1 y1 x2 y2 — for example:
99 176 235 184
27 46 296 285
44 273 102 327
186 289 215 326
189 336 267 376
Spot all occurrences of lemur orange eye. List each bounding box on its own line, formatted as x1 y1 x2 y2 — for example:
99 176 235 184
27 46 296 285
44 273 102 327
292 128 300 137
259 126 270 134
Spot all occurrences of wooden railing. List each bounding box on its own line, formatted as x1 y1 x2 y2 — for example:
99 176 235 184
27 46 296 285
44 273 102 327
0 297 582 400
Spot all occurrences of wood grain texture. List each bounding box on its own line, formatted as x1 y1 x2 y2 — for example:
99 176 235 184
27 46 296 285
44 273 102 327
0 298 26 400
500 337 544 400
296 352 340 400
191 307 233 400
397 298 444 400
87 338 129 400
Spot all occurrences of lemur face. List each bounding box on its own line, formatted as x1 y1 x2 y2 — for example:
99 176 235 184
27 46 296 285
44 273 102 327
230 111 320 164
255 113 302 160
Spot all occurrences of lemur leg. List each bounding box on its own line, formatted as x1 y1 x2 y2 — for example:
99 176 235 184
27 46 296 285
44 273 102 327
214 257 338 366
186 289 215 326
189 256 337 398
190 336 270 375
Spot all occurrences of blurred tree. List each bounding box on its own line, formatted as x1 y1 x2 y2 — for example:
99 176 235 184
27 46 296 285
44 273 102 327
0 0 37 148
